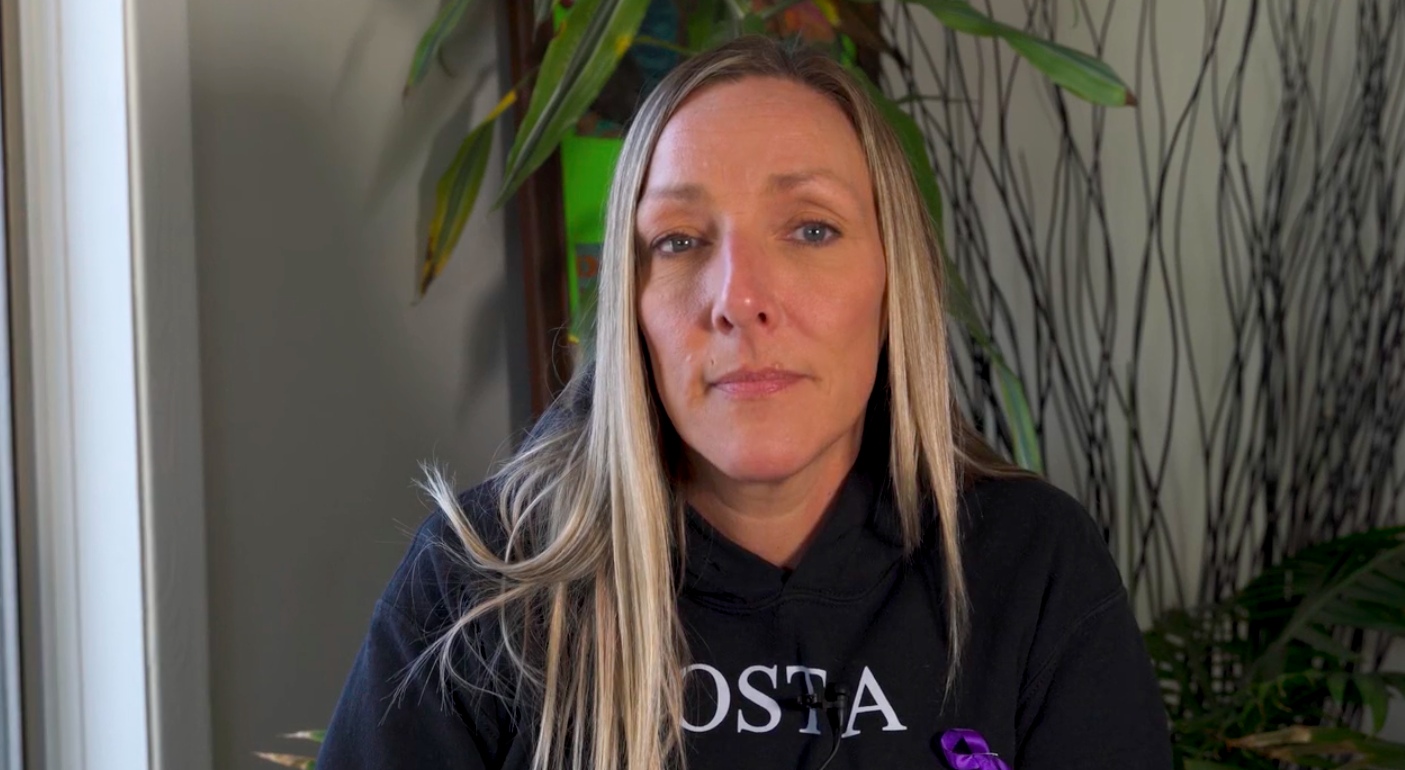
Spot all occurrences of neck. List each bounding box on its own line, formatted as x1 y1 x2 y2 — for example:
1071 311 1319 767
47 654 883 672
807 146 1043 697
684 419 865 569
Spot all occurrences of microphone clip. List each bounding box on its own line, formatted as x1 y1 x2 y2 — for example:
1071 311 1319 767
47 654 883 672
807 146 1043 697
797 683 850 730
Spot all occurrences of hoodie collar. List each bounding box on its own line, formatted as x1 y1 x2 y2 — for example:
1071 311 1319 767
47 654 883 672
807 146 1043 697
679 417 906 610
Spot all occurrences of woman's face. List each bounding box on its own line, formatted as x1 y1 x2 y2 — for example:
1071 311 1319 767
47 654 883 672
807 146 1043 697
636 76 887 485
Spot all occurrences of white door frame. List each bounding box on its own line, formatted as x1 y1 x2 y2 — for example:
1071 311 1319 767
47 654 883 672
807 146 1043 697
9 0 211 766
125 0 213 764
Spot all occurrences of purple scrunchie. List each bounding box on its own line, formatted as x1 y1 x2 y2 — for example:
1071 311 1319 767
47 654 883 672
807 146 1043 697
940 728 1012 770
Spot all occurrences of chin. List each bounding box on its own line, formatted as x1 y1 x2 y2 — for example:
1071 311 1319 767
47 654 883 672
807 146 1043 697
695 433 816 484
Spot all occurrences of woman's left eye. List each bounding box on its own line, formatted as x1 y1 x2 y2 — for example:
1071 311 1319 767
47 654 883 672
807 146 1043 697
791 221 839 245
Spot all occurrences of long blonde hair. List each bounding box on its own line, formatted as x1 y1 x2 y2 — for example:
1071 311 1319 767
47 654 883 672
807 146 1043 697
413 35 1031 770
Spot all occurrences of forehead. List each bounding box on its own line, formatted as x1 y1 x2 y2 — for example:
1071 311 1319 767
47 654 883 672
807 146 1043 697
641 77 871 196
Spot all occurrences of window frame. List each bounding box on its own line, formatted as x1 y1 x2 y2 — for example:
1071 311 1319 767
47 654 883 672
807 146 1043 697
7 0 211 767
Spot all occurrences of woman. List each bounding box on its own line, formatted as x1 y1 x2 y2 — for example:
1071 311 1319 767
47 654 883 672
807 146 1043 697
318 36 1172 770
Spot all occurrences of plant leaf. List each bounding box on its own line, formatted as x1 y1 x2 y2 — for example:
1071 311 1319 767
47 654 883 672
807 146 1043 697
897 0 1135 106
1241 527 1405 679
722 0 749 18
939 252 1043 472
1145 601 1244 727
1002 35 1133 107
741 12 768 35
1355 673 1391 735
253 753 316 770
1229 726 1405 769
1291 624 1360 664
404 0 476 96
1382 672 1405 698
420 90 517 298
942 260 1042 472
995 361 1042 472
495 0 650 207
684 0 722 51
1183 762 1248 770
281 730 326 743
1328 671 1350 708
846 64 943 235
1230 725 1360 750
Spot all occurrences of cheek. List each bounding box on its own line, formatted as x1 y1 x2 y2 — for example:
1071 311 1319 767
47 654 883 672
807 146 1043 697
804 256 887 348
639 279 701 399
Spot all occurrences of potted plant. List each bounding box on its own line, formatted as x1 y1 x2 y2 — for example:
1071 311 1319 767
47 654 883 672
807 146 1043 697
1147 528 1405 769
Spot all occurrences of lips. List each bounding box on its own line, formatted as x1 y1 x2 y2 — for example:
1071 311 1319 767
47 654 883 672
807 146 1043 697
711 368 804 397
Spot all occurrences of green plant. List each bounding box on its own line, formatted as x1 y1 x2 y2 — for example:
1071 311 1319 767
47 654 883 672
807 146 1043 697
1146 527 1405 769
254 729 324 769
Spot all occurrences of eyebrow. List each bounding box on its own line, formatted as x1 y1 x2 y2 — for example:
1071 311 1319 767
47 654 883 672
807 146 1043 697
765 168 859 199
638 168 860 206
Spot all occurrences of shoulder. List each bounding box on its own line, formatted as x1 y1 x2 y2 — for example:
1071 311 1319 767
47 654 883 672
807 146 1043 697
378 478 506 635
960 474 1105 548
957 474 1126 615
954 475 1141 699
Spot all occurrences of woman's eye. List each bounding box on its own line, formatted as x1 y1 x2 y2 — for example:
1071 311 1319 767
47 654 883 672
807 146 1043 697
654 234 699 255
793 222 838 245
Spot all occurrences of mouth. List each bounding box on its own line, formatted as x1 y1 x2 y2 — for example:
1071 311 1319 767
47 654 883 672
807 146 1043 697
710 368 805 398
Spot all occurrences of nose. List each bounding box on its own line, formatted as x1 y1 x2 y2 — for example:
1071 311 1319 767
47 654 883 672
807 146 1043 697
710 232 778 333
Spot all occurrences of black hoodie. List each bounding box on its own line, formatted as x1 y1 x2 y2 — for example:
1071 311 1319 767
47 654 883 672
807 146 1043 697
318 418 1173 769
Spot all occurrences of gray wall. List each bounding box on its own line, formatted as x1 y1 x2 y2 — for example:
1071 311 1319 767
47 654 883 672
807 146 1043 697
188 0 527 766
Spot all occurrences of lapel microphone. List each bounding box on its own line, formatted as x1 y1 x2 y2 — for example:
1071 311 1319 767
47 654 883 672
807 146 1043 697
798 683 849 770
797 682 850 719
822 683 850 732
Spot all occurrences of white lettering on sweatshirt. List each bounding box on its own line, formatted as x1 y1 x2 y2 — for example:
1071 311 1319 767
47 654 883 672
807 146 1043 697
736 665 782 733
842 666 907 736
682 664 903 737
785 666 828 735
682 664 730 732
